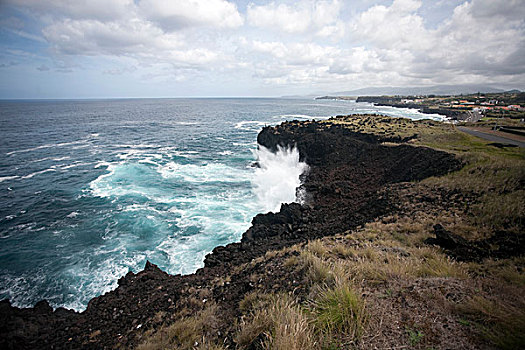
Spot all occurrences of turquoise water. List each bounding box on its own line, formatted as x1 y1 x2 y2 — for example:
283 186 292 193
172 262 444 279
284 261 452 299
0 98 444 310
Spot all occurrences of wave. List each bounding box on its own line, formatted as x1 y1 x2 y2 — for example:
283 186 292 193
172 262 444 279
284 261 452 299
21 168 57 179
174 122 198 125
0 176 19 183
59 162 92 170
113 144 159 149
273 114 313 120
157 162 252 183
253 145 309 213
6 140 86 156
80 144 309 306
234 121 268 132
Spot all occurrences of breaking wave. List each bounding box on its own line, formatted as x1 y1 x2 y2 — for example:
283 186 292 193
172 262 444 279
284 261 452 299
253 145 309 213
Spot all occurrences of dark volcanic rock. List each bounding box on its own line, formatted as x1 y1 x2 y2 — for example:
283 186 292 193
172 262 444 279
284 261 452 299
425 224 525 261
0 117 462 349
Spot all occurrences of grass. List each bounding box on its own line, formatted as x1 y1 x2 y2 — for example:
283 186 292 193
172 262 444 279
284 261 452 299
235 282 368 350
311 282 368 338
299 231 467 285
235 293 317 350
456 296 525 349
406 326 425 346
137 303 224 350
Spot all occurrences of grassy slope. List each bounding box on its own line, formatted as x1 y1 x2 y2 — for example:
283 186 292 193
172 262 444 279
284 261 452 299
137 115 524 350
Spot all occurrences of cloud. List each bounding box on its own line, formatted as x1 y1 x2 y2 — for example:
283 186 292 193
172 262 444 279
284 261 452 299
1 0 524 95
348 0 525 84
9 0 134 21
351 0 432 51
247 0 344 37
42 18 174 56
140 0 244 31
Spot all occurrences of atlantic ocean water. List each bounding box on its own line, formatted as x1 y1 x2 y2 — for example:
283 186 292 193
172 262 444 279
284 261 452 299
0 98 444 311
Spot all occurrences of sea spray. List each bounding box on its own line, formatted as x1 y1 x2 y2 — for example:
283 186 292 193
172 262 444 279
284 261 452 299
253 145 309 213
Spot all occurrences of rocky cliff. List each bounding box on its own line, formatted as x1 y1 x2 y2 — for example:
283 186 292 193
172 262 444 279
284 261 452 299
0 116 462 349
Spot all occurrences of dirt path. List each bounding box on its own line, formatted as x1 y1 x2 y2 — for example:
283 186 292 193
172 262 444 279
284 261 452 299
457 126 525 148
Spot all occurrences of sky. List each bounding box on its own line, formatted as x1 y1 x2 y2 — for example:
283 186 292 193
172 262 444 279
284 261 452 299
0 0 524 98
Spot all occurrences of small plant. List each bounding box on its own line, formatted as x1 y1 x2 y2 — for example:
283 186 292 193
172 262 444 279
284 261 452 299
311 282 368 340
458 319 470 326
308 239 329 257
300 252 337 286
406 326 424 346
235 294 317 350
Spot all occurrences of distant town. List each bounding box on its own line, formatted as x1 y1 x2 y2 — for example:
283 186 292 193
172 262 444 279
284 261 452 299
316 90 525 123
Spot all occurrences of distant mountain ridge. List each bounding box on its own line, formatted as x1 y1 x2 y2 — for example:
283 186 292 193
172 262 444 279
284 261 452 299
331 84 509 96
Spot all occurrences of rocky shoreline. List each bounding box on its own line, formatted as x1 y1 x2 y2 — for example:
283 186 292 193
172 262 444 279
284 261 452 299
355 96 473 120
0 116 462 349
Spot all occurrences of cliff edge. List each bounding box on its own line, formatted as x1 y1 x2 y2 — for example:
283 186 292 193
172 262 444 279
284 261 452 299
2 115 523 349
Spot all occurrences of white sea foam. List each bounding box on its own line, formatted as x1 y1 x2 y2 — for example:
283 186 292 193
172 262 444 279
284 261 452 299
172 150 199 158
94 161 111 168
114 144 159 149
6 140 85 156
0 176 19 183
234 120 267 131
138 158 161 167
253 145 309 213
175 121 198 125
62 252 145 311
29 156 71 164
59 162 92 170
233 141 257 147
274 114 313 120
21 168 57 179
157 162 251 183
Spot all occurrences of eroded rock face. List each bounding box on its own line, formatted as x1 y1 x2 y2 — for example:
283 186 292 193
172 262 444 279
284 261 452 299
0 118 462 350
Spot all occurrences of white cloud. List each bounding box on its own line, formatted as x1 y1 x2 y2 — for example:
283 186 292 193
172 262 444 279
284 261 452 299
139 0 244 30
349 0 525 84
42 18 174 56
247 0 344 37
351 0 432 51
24 0 241 71
2 0 524 95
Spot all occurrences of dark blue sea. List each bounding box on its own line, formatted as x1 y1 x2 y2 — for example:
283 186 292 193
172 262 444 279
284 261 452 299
0 98 443 310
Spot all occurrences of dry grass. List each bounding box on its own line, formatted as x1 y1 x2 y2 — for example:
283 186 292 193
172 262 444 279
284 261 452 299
235 294 317 350
456 295 525 349
300 228 468 286
311 282 368 340
307 239 329 257
137 303 223 350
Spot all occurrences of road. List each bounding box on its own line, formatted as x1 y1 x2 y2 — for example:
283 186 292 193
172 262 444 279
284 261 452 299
457 126 525 148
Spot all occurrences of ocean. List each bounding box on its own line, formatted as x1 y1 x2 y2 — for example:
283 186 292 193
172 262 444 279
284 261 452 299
0 98 444 311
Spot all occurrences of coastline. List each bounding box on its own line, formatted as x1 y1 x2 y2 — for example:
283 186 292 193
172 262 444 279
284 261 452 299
1 114 523 349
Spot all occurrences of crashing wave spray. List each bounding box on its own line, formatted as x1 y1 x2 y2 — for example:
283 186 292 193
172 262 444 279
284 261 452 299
253 145 309 213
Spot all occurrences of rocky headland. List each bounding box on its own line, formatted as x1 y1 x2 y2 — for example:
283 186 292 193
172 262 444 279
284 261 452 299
1 115 523 349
